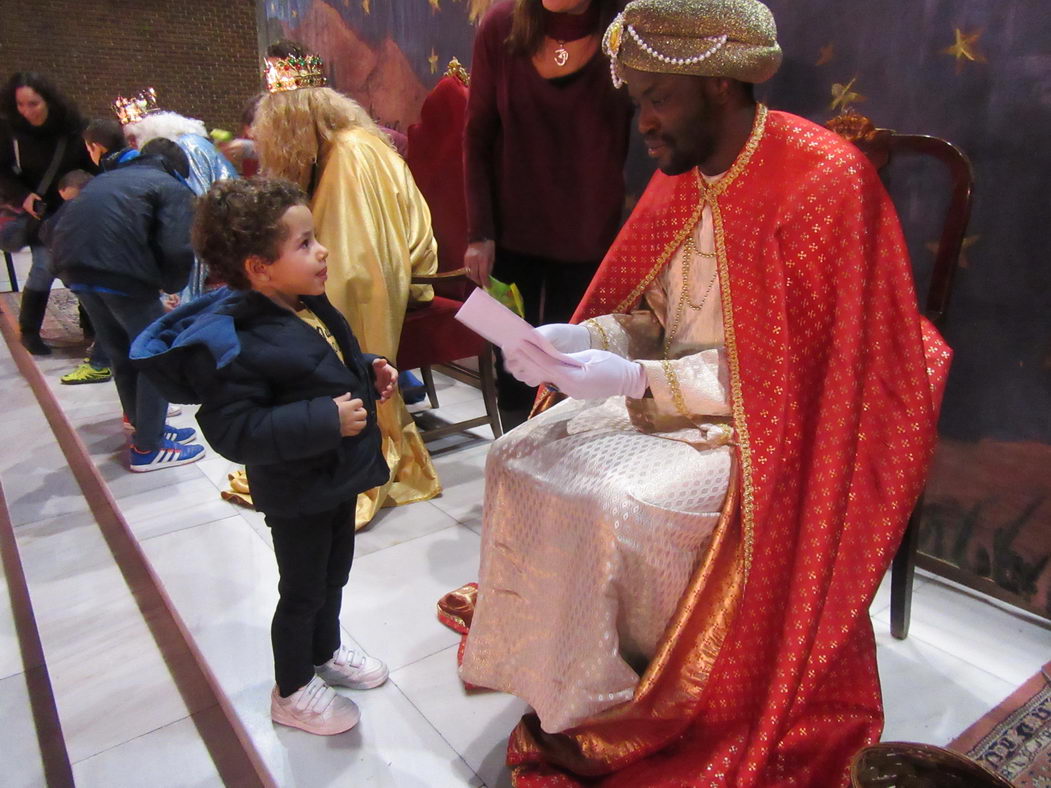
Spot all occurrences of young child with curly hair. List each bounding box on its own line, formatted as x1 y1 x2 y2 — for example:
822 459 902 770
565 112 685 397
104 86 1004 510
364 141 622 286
131 177 396 735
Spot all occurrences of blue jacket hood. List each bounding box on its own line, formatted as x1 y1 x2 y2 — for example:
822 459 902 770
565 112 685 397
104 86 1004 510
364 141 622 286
132 286 242 366
130 286 244 403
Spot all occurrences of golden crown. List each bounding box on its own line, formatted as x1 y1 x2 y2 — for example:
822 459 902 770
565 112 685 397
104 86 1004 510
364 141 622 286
112 88 159 126
264 54 327 94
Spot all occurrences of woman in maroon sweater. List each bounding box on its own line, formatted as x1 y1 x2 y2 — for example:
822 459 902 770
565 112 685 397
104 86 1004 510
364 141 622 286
463 0 632 429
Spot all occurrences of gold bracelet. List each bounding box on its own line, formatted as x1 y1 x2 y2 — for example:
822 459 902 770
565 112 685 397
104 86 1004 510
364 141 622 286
585 318 611 351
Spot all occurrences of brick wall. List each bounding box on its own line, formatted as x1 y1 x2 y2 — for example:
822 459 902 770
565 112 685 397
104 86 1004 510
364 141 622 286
0 0 261 133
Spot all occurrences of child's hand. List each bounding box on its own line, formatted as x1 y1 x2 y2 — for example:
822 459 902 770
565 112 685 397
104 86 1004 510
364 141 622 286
373 358 398 402
333 393 367 436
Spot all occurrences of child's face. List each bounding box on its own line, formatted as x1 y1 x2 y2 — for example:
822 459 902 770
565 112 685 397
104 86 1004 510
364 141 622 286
252 204 329 310
58 186 79 202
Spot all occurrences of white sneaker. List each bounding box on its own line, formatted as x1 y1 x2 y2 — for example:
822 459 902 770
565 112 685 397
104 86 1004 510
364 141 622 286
315 645 389 689
167 404 182 417
270 675 359 735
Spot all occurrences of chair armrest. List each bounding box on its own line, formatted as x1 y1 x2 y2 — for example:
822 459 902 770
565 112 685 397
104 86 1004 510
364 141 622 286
411 267 470 285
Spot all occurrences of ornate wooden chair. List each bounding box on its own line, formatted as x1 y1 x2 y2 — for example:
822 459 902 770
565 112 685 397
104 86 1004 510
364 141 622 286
400 59 502 441
827 111 975 639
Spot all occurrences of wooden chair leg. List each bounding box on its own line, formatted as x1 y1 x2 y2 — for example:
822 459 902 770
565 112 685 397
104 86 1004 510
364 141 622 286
479 343 502 439
420 365 439 409
890 501 922 639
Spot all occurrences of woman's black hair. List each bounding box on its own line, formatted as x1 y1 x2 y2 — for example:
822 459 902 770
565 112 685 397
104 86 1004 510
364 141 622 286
1 71 84 134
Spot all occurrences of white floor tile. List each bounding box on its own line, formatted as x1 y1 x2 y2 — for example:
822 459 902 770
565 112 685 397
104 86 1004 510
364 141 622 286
428 443 489 526
392 645 527 788
873 576 1051 687
0 672 48 788
138 516 279 700
407 371 485 411
342 525 482 672
119 477 242 541
194 455 243 494
2 445 90 528
228 677 482 788
877 629 1016 744
72 710 223 788
15 513 202 763
139 516 482 786
356 500 460 558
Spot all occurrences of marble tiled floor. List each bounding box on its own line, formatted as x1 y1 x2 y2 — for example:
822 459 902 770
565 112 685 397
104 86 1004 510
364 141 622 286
1 289 1049 786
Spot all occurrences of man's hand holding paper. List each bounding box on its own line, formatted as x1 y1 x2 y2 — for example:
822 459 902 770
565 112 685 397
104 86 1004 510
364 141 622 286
505 342 647 400
455 289 646 400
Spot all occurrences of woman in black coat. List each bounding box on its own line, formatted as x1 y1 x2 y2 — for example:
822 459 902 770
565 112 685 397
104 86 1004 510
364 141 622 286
0 71 96 354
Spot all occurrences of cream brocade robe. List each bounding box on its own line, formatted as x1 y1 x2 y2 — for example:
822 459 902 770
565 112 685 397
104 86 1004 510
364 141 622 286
461 203 735 733
312 127 442 525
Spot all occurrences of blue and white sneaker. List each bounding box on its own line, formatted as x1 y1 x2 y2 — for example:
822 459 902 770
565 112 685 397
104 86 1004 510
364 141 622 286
129 438 205 473
163 424 197 443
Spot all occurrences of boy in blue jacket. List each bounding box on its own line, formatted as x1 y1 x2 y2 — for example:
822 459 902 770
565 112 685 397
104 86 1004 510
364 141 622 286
132 178 396 735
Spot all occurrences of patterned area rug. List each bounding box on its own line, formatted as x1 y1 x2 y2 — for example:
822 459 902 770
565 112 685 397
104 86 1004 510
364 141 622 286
0 288 89 351
950 660 1051 786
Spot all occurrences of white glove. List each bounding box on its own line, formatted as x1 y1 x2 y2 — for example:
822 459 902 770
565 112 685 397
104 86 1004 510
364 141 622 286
504 341 647 400
556 349 647 399
535 323 591 353
502 339 552 388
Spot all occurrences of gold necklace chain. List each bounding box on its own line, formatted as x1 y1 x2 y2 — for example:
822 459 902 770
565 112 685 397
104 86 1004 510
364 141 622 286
682 234 718 311
663 218 718 357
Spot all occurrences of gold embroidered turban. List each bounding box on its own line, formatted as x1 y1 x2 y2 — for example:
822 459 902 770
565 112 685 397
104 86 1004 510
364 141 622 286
602 0 782 86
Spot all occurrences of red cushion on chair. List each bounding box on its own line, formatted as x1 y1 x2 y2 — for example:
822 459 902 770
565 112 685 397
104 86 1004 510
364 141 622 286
396 296 485 372
407 74 472 302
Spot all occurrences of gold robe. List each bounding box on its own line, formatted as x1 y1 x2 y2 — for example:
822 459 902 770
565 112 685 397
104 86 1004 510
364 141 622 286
311 127 442 525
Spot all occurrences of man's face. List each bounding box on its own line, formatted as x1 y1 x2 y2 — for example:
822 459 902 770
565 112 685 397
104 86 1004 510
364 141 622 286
624 68 718 176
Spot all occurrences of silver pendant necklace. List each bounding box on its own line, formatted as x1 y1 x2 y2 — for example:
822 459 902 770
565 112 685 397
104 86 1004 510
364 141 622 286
554 41 569 67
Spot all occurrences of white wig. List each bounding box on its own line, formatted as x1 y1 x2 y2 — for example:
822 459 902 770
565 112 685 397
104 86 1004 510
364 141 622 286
125 111 208 148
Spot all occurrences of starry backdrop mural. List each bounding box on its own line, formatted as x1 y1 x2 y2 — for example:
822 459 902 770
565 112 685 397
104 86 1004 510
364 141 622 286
759 0 1051 616
260 0 1051 617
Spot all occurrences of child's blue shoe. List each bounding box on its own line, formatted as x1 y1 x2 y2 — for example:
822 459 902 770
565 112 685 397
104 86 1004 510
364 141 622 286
129 438 205 472
163 424 197 443
399 370 427 405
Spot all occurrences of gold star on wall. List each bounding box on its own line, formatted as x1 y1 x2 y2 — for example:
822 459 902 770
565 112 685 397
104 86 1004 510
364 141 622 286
815 43 835 67
926 235 980 268
829 77 866 112
941 28 987 73
428 0 441 12
428 48 439 74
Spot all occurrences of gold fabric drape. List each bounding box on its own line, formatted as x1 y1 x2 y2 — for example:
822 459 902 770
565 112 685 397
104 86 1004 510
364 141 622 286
311 127 442 525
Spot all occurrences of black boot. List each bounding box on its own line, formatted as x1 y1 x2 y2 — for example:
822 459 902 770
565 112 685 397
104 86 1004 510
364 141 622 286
19 288 52 356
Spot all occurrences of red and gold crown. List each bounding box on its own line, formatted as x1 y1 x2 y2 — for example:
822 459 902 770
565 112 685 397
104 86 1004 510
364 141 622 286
264 54 327 94
112 88 159 126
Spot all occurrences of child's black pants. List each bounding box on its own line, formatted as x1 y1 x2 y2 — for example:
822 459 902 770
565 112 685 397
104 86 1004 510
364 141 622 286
266 496 356 697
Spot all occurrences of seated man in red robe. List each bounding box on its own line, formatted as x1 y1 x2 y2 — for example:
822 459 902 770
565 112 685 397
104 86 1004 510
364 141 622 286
442 0 951 784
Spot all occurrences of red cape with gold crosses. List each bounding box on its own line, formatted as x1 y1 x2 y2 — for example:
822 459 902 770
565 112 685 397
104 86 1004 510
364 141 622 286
506 107 951 786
